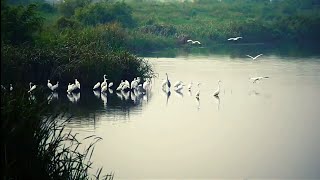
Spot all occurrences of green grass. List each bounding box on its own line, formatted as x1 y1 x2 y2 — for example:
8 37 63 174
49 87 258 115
126 0 320 46
1 89 114 179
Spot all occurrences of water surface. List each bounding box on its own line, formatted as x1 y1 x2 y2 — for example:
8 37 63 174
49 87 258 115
56 47 320 179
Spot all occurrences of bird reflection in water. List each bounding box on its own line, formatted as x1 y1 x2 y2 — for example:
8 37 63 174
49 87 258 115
67 92 80 103
174 89 183 98
213 95 220 111
101 92 108 108
47 92 58 104
196 96 200 110
162 88 171 106
93 90 100 99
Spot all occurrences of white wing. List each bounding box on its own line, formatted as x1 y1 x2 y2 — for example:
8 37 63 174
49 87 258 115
246 55 254 59
93 82 100 89
254 54 263 59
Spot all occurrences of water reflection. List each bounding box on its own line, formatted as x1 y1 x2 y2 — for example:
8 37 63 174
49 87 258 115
93 90 100 99
196 96 200 110
55 54 320 178
174 90 184 98
162 88 171 106
47 92 58 104
213 95 220 111
100 92 108 108
248 89 260 96
67 92 80 103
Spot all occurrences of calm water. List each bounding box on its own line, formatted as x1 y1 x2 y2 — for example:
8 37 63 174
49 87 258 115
55 47 320 179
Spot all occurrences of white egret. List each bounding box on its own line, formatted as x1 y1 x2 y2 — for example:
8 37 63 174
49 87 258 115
51 81 59 91
130 78 137 89
175 84 185 92
195 83 201 99
250 76 269 83
28 82 37 93
187 39 201 45
121 82 130 91
93 82 101 90
213 80 222 97
101 84 108 93
227 36 242 41
9 84 13 91
166 73 171 89
246 54 263 60
67 83 76 93
116 80 124 91
136 77 141 84
75 79 80 89
47 80 53 90
188 81 193 91
173 81 183 88
108 81 114 88
124 80 130 87
101 75 107 88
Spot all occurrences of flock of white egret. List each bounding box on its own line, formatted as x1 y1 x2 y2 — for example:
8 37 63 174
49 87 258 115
2 36 269 106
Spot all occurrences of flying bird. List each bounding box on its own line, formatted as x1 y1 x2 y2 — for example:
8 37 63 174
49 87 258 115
187 39 201 45
250 76 269 83
227 36 242 41
246 54 263 60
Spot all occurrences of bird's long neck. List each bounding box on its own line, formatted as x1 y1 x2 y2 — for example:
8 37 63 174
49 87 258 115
29 83 32 89
166 74 168 81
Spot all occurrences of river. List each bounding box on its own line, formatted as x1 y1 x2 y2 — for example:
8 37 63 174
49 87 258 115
53 45 320 179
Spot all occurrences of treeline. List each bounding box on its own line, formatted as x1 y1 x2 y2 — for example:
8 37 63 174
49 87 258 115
128 0 320 45
1 0 154 87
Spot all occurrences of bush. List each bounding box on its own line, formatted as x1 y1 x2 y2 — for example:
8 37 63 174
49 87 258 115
1 3 44 44
74 1 135 27
1 89 114 179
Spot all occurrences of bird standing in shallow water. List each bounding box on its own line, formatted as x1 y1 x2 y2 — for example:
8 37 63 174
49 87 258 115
213 80 221 97
47 80 53 90
195 83 201 99
28 82 36 93
93 82 101 90
166 73 171 90
188 81 193 91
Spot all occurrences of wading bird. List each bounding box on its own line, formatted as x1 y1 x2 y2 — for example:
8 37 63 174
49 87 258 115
213 80 221 97
28 82 36 93
195 83 201 99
